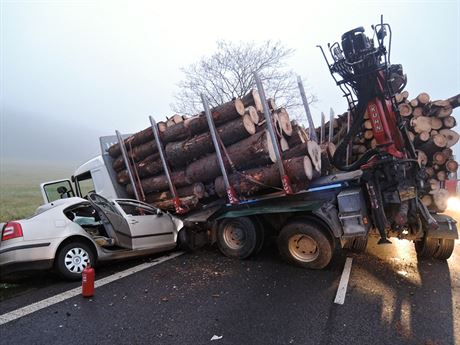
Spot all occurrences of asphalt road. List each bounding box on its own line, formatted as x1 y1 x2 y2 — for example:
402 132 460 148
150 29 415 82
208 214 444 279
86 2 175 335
1 239 459 345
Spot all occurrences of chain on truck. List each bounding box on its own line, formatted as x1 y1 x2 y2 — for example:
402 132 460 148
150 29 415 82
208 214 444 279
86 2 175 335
41 17 458 269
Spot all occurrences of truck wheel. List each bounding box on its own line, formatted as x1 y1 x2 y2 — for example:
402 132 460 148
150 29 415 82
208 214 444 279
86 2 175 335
414 236 439 258
278 221 333 269
217 217 258 259
433 239 455 260
55 241 95 280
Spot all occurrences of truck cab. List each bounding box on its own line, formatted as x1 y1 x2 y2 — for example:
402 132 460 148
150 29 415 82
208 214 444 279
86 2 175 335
40 135 129 204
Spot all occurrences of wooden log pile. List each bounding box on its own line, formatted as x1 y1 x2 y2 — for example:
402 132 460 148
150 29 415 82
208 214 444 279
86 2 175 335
396 92 459 212
107 90 322 212
337 91 459 212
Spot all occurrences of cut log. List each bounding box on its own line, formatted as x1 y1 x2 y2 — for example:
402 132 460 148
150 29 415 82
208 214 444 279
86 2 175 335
126 170 190 195
443 116 456 129
407 131 415 142
282 142 309 160
414 131 430 146
437 106 453 118
447 93 460 109
364 120 373 130
418 134 447 157
446 160 459 173
395 93 404 103
401 90 409 101
152 195 199 211
412 107 423 118
214 156 312 197
398 103 412 117
432 100 450 108
185 130 275 184
241 89 263 112
158 121 167 132
411 116 432 133
439 129 460 148
287 125 308 147
433 151 448 166
145 183 205 203
267 98 277 111
364 130 374 140
165 114 256 168
245 106 259 124
415 150 428 167
430 130 438 137
425 167 435 178
417 92 430 105
410 98 419 108
436 170 447 182
430 118 443 130
307 140 322 173
429 179 440 192
275 108 293 136
442 148 453 158
279 136 290 152
117 159 165 185
113 152 159 172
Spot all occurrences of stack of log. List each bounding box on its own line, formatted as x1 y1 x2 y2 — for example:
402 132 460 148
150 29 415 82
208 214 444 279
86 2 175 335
107 90 322 211
397 92 459 212
331 92 459 212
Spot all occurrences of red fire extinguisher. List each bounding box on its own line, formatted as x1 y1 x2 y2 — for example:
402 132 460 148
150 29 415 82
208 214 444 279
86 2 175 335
82 265 95 297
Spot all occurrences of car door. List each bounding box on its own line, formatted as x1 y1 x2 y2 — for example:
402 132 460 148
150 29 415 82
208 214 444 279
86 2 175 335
87 194 133 249
115 200 177 250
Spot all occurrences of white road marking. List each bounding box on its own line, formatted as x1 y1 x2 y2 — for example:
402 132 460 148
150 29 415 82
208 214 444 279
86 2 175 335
334 257 353 305
0 251 184 326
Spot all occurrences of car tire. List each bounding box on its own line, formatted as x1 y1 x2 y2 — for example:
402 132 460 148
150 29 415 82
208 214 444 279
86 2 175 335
217 217 258 259
278 221 333 269
177 229 195 252
55 241 95 280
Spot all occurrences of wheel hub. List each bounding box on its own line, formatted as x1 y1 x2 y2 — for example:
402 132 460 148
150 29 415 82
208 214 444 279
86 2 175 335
64 247 90 273
223 224 245 249
288 234 319 262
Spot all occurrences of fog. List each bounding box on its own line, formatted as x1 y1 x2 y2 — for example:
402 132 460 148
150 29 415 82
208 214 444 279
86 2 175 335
1 0 459 169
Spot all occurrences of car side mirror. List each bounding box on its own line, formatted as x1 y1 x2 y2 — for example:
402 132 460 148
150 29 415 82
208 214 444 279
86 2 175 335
156 209 163 216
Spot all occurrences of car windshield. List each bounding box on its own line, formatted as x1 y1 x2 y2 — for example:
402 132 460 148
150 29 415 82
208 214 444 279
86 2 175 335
88 193 120 215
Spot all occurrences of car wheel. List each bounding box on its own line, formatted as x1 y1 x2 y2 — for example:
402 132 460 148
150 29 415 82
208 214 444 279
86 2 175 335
56 241 95 280
278 221 333 269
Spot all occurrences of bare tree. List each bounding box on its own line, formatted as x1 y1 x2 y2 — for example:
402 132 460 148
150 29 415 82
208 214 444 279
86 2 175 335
171 40 316 120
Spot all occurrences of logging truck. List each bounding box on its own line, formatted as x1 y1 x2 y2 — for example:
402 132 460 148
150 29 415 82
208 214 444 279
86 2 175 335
40 18 459 269
40 132 458 270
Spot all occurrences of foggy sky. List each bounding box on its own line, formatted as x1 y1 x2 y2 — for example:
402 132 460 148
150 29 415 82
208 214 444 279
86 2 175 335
1 0 459 170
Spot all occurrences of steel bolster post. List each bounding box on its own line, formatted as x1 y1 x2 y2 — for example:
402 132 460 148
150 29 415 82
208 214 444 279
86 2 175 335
254 72 293 195
116 130 140 201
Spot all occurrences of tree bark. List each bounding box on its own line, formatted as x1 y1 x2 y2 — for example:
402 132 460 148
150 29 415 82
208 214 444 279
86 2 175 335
443 116 456 129
145 183 205 203
151 195 199 211
214 156 312 197
126 170 190 195
185 130 276 183
165 114 256 168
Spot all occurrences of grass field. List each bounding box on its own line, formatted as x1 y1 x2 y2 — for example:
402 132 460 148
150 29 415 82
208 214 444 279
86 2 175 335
0 161 76 223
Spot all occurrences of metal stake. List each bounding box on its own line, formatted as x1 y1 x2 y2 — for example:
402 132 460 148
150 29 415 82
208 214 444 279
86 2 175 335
254 72 293 194
297 76 318 143
201 94 239 205
320 112 325 144
116 130 140 201
329 107 335 143
149 116 187 214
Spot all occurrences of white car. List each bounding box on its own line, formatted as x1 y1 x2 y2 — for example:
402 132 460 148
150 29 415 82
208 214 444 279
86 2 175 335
0 193 184 280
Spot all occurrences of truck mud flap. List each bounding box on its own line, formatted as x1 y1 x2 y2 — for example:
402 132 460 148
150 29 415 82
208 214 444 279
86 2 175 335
426 213 458 240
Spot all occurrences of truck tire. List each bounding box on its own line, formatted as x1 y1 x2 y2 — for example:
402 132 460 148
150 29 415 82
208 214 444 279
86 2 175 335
433 239 455 260
55 241 95 281
414 236 439 258
217 217 258 259
278 221 333 269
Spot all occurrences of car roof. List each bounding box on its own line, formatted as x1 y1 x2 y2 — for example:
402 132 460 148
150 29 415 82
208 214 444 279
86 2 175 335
34 197 89 216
